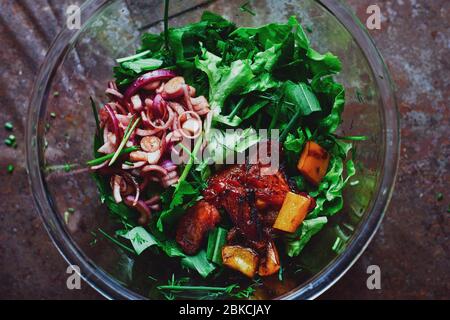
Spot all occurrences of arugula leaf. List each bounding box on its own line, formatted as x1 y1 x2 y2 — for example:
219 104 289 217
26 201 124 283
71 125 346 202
307 48 342 77
181 250 216 278
283 81 321 116
279 81 321 141
118 226 158 255
196 49 255 112
311 75 345 134
121 58 163 73
285 217 328 257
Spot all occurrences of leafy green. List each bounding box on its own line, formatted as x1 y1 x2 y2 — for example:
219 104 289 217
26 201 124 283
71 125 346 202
206 227 228 265
285 217 328 257
121 58 163 73
118 226 158 255
109 117 140 166
158 274 258 300
196 49 255 112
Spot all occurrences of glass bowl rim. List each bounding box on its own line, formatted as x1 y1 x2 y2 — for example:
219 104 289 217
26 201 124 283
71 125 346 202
26 0 400 300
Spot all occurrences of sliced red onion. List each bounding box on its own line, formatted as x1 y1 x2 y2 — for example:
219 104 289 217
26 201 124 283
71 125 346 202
122 161 146 170
113 175 123 203
106 88 124 100
131 95 143 112
124 69 176 101
145 195 160 206
162 177 179 188
143 80 161 91
124 196 151 226
149 204 161 211
178 111 202 139
147 150 162 165
151 94 167 119
104 104 120 141
90 159 110 170
183 85 193 111
122 171 140 206
141 165 168 176
136 127 163 136
116 114 131 126
161 160 177 172
149 106 175 130
168 101 186 115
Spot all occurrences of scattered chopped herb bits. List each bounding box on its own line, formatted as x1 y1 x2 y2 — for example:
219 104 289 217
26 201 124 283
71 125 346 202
64 163 72 172
436 193 444 201
239 2 256 16
53 91 60 97
50 112 56 118
4 122 13 131
7 164 14 174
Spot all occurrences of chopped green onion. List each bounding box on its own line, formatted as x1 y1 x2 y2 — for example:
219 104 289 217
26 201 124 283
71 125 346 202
7 164 14 174
86 146 139 166
116 50 151 63
176 137 203 191
53 91 60 97
206 227 227 265
239 2 256 16
8 135 16 142
109 117 141 166
164 0 170 49
64 163 72 172
4 122 13 131
98 228 135 254
228 97 246 120
90 97 101 136
436 193 444 201
50 112 56 118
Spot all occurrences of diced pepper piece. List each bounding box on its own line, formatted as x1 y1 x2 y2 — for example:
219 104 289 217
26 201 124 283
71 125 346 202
297 141 330 185
273 192 311 233
258 240 281 276
222 245 259 278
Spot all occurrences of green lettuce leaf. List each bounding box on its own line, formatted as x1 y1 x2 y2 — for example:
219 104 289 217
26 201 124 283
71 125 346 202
285 217 328 257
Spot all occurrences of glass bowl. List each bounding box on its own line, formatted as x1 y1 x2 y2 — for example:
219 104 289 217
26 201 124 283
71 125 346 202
26 0 399 300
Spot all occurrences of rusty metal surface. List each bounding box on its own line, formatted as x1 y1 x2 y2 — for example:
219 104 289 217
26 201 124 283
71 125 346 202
0 0 448 299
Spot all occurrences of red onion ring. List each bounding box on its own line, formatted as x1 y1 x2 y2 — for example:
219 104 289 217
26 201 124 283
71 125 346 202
90 159 110 170
177 111 202 139
149 106 175 130
122 161 146 170
124 196 151 226
113 175 123 203
124 69 176 101
145 195 160 206
182 85 193 111
141 165 168 176
104 104 120 142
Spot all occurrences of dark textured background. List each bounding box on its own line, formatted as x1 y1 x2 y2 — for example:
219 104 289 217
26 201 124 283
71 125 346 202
0 0 448 299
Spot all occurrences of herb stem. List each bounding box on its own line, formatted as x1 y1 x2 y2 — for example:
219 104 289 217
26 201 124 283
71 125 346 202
109 117 141 166
98 228 135 254
176 137 203 191
90 97 101 138
86 146 139 166
157 285 230 292
228 97 245 120
279 108 302 142
164 0 170 49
